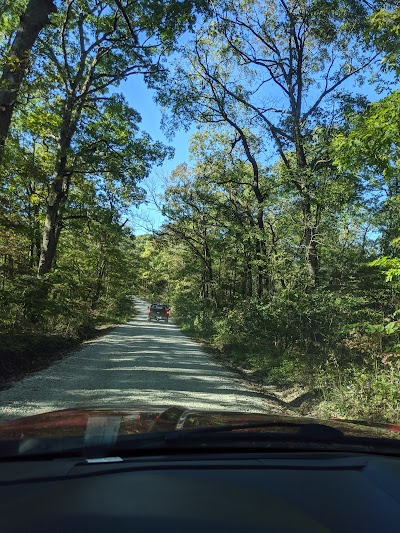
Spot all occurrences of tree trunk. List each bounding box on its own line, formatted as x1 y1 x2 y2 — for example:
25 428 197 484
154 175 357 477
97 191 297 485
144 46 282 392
92 258 107 309
201 224 213 301
231 261 237 304
302 197 319 287
37 175 71 276
294 126 319 287
256 209 267 297
203 253 213 300
255 240 263 299
38 152 72 276
37 197 62 276
246 258 253 298
27 185 41 269
28 218 41 270
38 92 81 276
0 0 56 164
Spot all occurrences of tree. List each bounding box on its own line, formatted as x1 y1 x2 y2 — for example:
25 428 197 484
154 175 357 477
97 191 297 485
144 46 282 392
333 90 400 251
188 129 280 296
330 4 400 253
28 0 179 276
0 0 208 276
0 0 209 337
0 0 57 164
156 0 378 286
161 164 217 302
367 4 400 79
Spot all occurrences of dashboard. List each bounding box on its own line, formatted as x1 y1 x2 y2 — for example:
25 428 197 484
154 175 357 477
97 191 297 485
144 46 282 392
1 451 400 532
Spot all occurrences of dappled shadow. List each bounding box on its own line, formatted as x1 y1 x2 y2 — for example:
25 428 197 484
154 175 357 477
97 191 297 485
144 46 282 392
288 390 321 409
0 299 288 421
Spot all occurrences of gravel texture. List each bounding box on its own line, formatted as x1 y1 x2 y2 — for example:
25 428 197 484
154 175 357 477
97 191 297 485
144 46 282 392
0 299 286 421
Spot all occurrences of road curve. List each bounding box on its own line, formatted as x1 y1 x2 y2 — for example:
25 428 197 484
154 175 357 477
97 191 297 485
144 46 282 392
0 299 286 421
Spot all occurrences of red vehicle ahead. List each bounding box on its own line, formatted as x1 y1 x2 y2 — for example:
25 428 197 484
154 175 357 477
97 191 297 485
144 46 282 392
147 303 170 322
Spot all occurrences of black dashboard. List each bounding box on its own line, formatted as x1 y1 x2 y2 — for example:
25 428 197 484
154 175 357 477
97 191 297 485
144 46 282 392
1 451 400 532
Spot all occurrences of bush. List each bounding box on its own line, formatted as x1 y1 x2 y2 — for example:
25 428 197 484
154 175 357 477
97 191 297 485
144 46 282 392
316 355 400 423
210 290 381 383
170 289 216 337
166 284 400 423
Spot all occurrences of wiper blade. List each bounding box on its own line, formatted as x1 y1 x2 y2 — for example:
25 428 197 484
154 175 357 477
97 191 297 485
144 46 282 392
3 421 400 460
163 421 344 442
97 421 346 455
0 422 343 459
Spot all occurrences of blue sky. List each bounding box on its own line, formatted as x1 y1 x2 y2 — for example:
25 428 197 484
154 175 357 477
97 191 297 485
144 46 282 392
119 59 389 236
119 75 194 234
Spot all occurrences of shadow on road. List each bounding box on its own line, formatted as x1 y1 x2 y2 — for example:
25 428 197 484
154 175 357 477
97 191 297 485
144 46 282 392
0 299 290 421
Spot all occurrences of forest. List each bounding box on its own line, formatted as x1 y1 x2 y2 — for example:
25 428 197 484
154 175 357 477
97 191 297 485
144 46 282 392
0 0 399 422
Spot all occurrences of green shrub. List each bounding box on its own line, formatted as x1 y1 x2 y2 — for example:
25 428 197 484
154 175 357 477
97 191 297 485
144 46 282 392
315 355 400 423
210 290 380 380
170 289 216 337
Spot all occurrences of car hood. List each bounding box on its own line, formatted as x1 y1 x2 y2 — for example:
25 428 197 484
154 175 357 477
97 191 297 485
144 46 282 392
0 406 399 443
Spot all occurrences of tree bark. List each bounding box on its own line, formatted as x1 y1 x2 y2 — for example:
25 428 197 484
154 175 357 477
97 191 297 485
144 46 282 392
201 224 213 301
256 208 268 297
28 198 41 269
303 198 319 286
293 125 319 288
38 83 86 276
38 100 74 277
37 159 71 276
92 258 107 309
37 197 62 276
0 0 57 164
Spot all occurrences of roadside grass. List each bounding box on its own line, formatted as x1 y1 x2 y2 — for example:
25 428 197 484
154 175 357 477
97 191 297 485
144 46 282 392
174 314 320 410
313 356 400 424
174 315 400 424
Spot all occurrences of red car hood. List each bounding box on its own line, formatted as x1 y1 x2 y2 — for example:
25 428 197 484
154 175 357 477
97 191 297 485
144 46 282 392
0 406 399 444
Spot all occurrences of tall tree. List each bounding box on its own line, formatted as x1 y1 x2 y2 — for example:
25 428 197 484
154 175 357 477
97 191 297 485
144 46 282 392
157 0 378 286
189 129 274 296
33 0 197 276
0 0 56 164
161 164 216 302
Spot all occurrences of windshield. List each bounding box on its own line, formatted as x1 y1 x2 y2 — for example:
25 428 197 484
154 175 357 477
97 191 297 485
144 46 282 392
0 0 399 446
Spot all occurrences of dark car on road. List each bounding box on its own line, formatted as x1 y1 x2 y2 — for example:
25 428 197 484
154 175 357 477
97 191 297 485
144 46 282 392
148 303 170 322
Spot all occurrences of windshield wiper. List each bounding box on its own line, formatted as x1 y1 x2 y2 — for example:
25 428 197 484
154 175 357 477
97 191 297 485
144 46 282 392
89 421 400 456
160 421 344 442
3 421 400 459
119 421 348 452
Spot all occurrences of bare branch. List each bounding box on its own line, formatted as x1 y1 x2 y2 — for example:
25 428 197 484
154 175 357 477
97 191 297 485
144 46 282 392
61 0 74 78
303 55 379 123
39 37 70 91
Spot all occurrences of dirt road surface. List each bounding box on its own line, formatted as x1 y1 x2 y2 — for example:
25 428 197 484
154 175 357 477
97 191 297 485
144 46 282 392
0 299 286 421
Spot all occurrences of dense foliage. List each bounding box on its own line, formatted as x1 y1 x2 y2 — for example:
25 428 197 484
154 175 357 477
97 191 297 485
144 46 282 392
0 0 205 345
137 1 400 422
1 1 399 422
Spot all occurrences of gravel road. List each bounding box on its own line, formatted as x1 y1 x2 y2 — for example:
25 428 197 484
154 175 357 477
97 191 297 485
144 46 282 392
0 299 286 421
